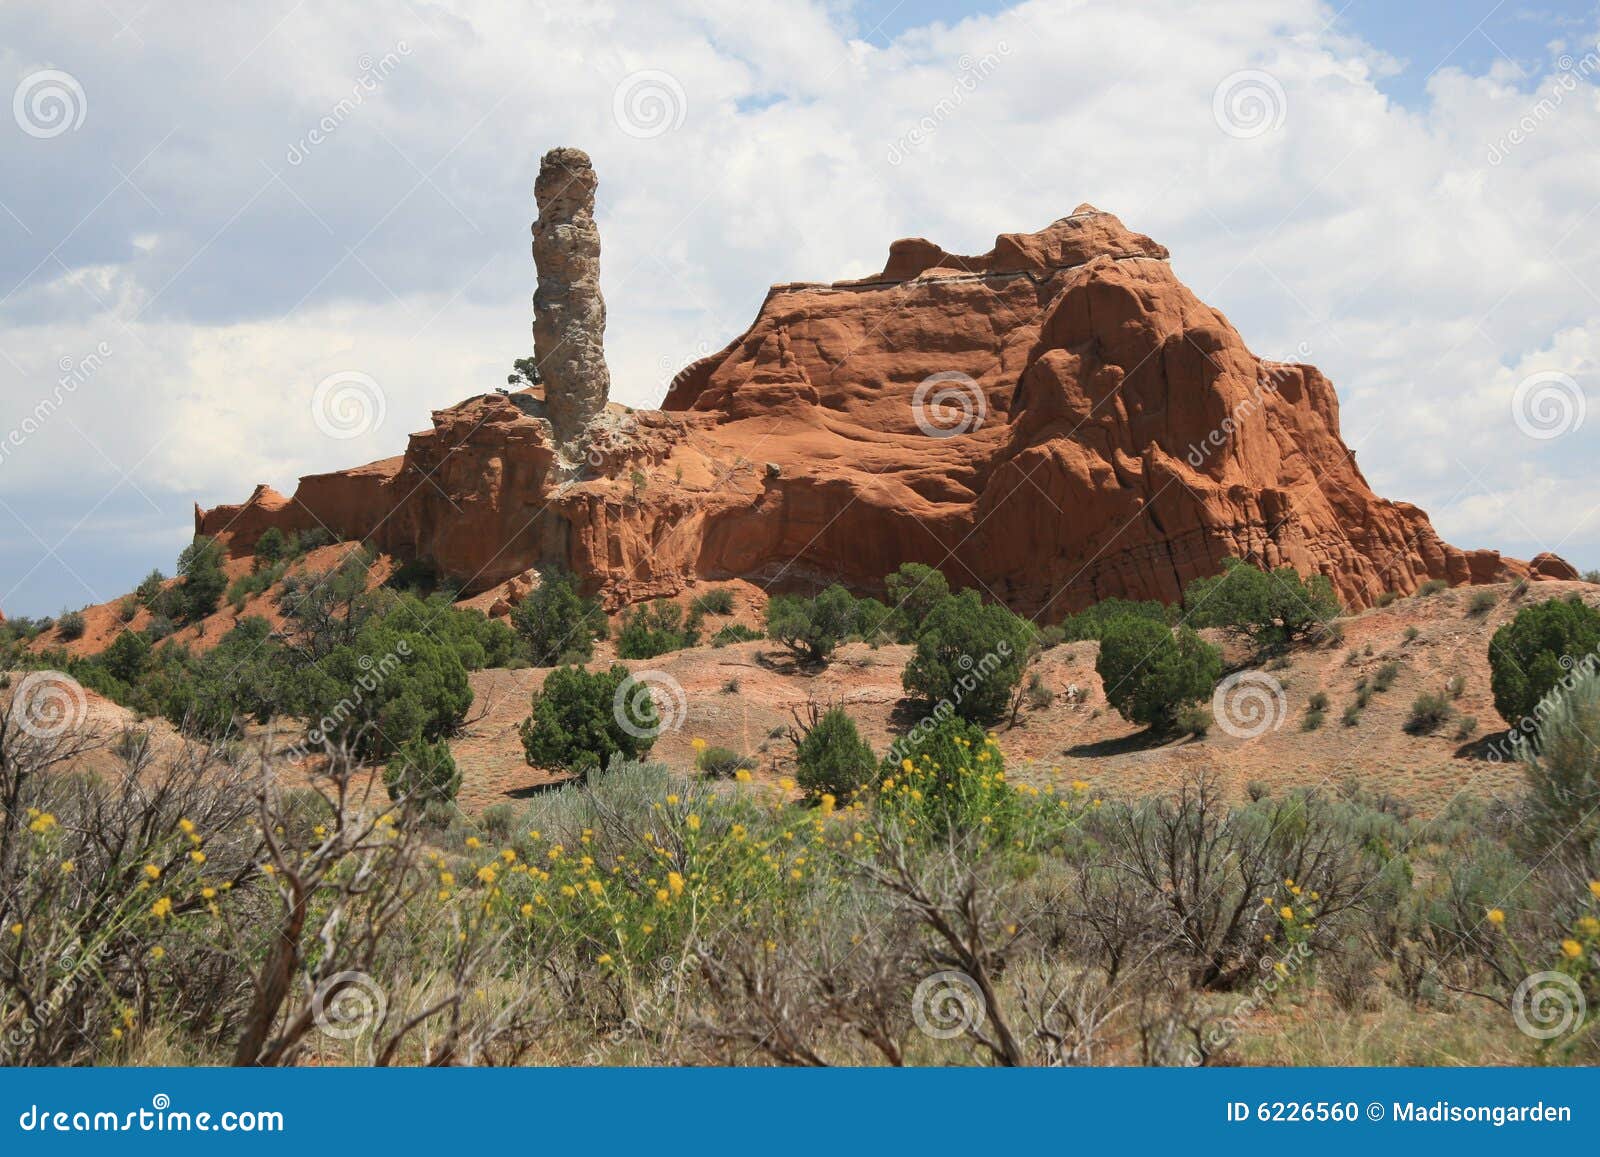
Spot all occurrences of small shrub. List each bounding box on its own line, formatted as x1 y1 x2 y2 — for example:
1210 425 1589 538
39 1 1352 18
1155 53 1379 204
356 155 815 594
1373 591 1398 607
142 615 176 642
117 595 139 622
1037 624 1068 649
1245 780 1268 801
1402 626 1419 643
1341 703 1362 727
56 611 86 641
696 745 754 778
721 677 740 694
1182 557 1341 654
135 568 167 606
766 585 855 662
1307 691 1330 712
1372 662 1399 692
710 623 763 647
520 664 657 779
1488 594 1600 725
616 600 701 659
1096 616 1221 731
901 590 1035 724
1454 715 1478 741
1583 569 1600 585
1447 674 1466 699
794 707 876 799
1417 579 1448 597
101 629 151 684
1301 707 1325 731
512 571 607 665
112 726 151 762
690 588 735 616
1025 671 1054 710
1518 669 1600 853
1404 691 1454 736
883 562 950 641
175 535 228 622
382 736 461 804
1467 589 1498 617
253 527 289 568
1176 703 1212 737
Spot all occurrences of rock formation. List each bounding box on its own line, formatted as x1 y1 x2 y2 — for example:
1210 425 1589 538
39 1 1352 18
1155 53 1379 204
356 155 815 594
532 147 610 454
197 203 1570 618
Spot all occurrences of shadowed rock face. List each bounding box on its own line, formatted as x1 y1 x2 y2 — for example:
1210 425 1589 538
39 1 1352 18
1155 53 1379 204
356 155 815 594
532 147 610 452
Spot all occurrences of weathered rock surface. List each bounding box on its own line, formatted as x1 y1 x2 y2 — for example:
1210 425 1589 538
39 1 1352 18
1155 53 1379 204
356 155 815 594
532 147 610 453
196 206 1567 617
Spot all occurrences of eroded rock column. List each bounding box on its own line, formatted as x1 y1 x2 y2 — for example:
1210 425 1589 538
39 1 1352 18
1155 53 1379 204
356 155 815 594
533 147 611 454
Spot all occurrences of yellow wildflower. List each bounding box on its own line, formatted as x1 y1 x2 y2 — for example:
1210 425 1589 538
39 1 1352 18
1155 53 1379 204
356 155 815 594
150 896 173 920
668 871 685 897
465 836 482 849
687 814 701 832
143 864 161 880
734 768 752 783
1562 939 1583 959
60 860 74 873
190 850 206 865
1279 905 1294 921
1486 908 1506 927
150 946 165 960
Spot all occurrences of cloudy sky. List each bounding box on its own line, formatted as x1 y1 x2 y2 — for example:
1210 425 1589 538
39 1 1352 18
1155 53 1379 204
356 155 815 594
1 0 1597 617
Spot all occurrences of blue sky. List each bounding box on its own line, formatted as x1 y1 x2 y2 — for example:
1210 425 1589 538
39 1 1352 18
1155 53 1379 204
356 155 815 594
2 0 1598 617
850 1 1600 105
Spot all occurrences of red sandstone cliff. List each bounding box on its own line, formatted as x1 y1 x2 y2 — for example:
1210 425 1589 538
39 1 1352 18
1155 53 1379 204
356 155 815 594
196 207 1573 617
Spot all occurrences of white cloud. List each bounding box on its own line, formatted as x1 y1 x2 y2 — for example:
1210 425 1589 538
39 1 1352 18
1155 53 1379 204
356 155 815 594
2 0 1598 613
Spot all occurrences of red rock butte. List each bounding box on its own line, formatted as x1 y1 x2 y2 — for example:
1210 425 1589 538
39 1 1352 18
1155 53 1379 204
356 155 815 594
196 204 1575 618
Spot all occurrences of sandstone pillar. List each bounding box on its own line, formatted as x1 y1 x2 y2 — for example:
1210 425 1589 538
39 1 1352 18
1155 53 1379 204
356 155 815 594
532 147 610 452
